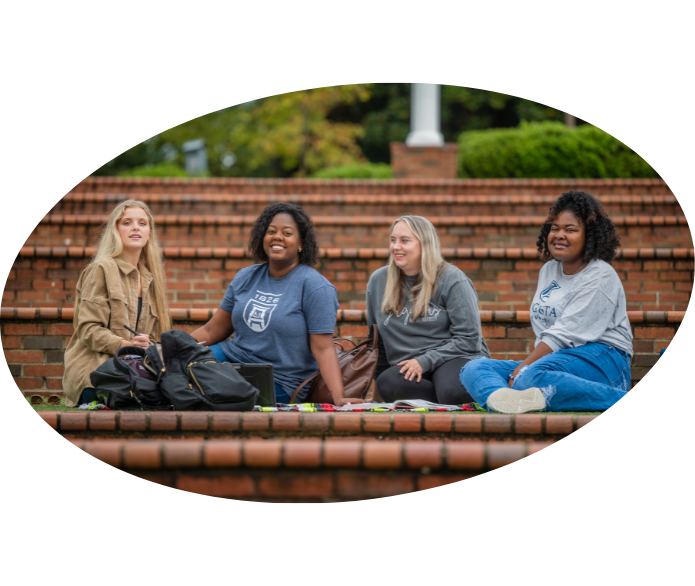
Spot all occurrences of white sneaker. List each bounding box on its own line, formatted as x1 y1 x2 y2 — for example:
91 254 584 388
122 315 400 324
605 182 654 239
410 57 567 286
487 387 546 414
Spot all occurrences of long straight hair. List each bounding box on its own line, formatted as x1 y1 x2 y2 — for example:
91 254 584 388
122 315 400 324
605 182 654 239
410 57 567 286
381 215 446 321
79 199 171 332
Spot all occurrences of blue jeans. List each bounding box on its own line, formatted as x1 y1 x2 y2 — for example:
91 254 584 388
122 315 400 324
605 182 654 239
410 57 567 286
209 343 292 404
460 343 631 412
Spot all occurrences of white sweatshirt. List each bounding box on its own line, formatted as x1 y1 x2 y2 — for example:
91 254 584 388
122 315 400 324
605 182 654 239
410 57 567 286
530 259 633 357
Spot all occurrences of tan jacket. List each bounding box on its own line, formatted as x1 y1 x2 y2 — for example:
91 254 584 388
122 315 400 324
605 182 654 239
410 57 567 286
63 255 162 406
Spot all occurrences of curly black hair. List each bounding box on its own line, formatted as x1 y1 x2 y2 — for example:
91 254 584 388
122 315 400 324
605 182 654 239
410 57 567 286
537 191 621 263
247 202 320 266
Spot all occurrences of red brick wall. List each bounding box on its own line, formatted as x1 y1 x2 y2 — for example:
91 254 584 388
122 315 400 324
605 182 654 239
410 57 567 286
4 309 682 397
51 193 684 217
6 248 692 311
25 214 692 249
390 142 459 179
66 177 674 196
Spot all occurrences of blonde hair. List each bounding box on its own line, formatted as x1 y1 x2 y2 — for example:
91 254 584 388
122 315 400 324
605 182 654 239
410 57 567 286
381 215 447 321
81 199 171 332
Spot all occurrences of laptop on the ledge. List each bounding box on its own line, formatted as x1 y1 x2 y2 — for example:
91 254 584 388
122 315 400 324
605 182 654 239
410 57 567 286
232 363 276 408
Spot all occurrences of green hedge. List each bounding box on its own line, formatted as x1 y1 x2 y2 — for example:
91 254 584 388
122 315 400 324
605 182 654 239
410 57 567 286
457 121 658 178
311 162 392 179
117 163 189 178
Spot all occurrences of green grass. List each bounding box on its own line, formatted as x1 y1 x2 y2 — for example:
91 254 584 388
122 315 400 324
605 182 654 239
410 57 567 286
26 397 600 415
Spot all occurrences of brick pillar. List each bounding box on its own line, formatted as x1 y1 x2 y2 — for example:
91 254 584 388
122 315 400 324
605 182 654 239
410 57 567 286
390 142 459 179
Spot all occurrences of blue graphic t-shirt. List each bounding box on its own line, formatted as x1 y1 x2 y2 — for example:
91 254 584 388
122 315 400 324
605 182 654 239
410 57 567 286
218 263 339 396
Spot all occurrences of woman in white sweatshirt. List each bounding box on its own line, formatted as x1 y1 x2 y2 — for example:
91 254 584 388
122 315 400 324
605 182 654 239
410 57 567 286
461 191 633 413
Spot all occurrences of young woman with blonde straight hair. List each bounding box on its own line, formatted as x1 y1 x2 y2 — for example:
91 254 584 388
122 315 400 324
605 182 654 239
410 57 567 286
366 215 489 404
63 199 171 407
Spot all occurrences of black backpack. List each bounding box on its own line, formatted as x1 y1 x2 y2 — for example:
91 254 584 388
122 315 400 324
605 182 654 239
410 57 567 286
145 330 259 411
91 346 173 410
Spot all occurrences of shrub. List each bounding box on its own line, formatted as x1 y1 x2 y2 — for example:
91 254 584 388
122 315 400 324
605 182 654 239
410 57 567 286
117 163 189 178
311 162 393 179
457 121 658 178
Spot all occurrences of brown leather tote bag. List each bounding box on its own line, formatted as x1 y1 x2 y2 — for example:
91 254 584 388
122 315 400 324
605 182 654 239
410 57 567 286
289 325 379 404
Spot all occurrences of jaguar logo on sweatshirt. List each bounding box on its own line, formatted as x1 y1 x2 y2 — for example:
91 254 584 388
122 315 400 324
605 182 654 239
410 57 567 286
539 280 561 302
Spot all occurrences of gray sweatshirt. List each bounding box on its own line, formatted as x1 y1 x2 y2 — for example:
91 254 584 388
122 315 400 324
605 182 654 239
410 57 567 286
366 265 490 373
531 259 633 357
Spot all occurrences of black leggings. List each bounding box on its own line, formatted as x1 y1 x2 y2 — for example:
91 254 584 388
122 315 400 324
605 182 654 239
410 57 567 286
376 357 473 405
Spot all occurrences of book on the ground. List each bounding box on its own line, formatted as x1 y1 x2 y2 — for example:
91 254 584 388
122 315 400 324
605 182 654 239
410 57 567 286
336 399 459 411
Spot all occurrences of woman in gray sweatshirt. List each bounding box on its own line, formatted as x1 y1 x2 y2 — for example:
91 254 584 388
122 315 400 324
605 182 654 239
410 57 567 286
366 215 489 404
461 191 633 413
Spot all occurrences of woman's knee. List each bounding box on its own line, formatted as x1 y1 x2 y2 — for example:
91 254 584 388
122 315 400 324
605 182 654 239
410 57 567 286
460 357 493 386
436 383 472 405
376 369 399 402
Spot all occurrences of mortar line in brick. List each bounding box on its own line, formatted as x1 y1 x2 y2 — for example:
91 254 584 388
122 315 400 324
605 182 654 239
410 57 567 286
571 414 578 431
56 411 62 431
441 440 448 468
541 414 546 435
206 412 212 431
327 413 334 432
279 441 286 468
511 414 516 434
115 411 121 431
298 412 304 432
176 412 182 431
145 412 151 431
390 413 394 433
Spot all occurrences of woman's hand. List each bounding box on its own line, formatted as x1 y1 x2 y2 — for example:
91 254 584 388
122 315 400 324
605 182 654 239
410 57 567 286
120 335 149 349
508 364 523 387
397 358 423 382
508 342 554 387
310 333 364 405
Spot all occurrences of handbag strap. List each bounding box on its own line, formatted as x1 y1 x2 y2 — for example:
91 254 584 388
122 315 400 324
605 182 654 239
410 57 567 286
287 325 379 404
289 371 320 404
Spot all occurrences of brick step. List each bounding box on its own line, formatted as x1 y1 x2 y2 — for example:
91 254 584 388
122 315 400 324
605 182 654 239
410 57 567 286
40 410 595 440
54 192 685 217
56 432 556 501
69 177 673 196
7 247 692 311
4 308 681 394
26 214 693 249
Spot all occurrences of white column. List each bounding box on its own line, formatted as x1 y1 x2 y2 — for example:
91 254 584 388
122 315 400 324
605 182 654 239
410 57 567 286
405 83 445 147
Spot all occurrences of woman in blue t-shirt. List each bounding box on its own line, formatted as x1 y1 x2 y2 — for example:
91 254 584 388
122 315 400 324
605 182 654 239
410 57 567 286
191 203 362 406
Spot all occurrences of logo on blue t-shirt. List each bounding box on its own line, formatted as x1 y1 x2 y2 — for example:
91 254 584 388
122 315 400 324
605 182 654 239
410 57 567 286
539 280 561 302
243 290 282 332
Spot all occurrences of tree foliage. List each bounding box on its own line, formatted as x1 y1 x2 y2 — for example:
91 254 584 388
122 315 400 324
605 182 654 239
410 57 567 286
93 84 578 178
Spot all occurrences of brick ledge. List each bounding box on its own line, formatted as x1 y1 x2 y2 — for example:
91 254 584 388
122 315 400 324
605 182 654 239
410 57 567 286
18 246 695 260
2 306 686 323
40 410 595 436
63 436 553 471
39 214 689 227
61 192 680 204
